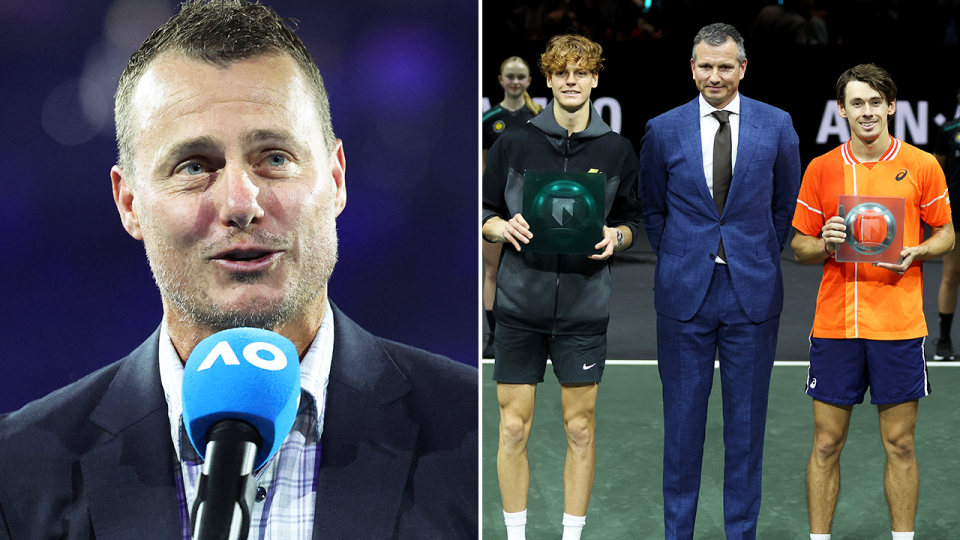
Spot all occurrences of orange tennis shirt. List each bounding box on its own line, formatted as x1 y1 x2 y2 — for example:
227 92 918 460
793 137 951 340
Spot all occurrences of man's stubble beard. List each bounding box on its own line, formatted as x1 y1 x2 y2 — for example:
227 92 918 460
142 216 339 332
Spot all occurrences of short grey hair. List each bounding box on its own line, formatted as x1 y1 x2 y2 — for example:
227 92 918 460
691 23 746 65
114 0 336 177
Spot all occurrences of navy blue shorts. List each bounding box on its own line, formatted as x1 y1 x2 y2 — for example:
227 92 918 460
492 325 606 384
806 337 930 405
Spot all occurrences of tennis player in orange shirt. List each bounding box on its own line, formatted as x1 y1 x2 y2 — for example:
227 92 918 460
791 64 954 540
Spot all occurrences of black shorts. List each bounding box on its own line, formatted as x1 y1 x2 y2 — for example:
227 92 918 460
492 325 606 384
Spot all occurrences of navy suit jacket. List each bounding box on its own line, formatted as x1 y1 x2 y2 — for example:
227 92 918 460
639 95 801 323
0 305 478 539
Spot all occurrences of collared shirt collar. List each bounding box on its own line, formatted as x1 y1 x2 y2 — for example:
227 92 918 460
158 301 335 462
699 92 741 118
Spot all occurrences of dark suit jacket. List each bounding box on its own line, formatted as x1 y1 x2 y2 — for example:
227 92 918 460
0 305 478 539
639 95 802 323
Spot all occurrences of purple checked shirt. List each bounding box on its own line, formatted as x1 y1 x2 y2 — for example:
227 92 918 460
159 302 334 540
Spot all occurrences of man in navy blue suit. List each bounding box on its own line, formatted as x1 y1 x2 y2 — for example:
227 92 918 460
638 23 801 540
0 1 476 538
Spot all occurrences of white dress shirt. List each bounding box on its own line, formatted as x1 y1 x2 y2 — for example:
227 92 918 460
698 92 741 197
698 92 741 264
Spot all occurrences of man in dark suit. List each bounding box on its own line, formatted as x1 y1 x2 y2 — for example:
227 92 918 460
638 23 801 540
0 305 476 539
0 1 476 538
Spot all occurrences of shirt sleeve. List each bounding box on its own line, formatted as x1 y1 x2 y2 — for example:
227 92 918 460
481 116 494 150
919 152 952 227
792 157 827 237
482 135 510 228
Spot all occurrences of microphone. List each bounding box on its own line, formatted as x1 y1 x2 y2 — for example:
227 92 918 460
181 328 301 540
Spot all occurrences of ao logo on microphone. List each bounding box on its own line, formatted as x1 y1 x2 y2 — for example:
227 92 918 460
182 327 301 473
197 340 288 371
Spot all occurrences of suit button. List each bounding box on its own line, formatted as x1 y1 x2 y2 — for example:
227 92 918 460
720 220 725 226
709 253 715 259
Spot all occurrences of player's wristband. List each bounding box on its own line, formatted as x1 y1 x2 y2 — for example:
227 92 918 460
823 239 836 259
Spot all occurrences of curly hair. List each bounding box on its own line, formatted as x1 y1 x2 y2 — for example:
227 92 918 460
538 34 604 77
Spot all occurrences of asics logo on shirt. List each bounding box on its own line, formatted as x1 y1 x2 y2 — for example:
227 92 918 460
895 169 908 181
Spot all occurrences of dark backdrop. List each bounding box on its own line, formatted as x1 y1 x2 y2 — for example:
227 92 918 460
0 0 478 414
482 3 960 169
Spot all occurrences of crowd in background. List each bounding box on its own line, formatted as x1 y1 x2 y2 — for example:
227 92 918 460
484 0 960 47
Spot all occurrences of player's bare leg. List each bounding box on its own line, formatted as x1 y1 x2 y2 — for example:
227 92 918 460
482 241 502 356
560 382 598 516
878 400 919 532
807 399 853 534
497 382 538 512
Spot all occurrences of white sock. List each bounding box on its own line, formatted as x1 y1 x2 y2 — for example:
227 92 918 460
892 532 914 540
503 509 526 540
810 535 831 540
561 513 586 540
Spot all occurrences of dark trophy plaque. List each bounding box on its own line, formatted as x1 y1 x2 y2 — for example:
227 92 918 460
522 171 605 254
835 194 905 264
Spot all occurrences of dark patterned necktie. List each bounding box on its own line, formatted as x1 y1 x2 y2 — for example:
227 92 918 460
712 110 732 261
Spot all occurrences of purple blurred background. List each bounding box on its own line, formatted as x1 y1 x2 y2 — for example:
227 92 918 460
0 0 478 413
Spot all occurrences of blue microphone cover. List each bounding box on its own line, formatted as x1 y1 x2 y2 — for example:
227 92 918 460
182 328 300 469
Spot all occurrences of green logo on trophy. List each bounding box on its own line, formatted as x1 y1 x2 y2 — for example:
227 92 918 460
523 171 605 254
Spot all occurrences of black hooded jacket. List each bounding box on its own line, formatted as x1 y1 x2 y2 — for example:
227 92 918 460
482 100 642 335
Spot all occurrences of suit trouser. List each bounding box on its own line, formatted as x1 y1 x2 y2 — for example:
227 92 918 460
656 264 778 540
